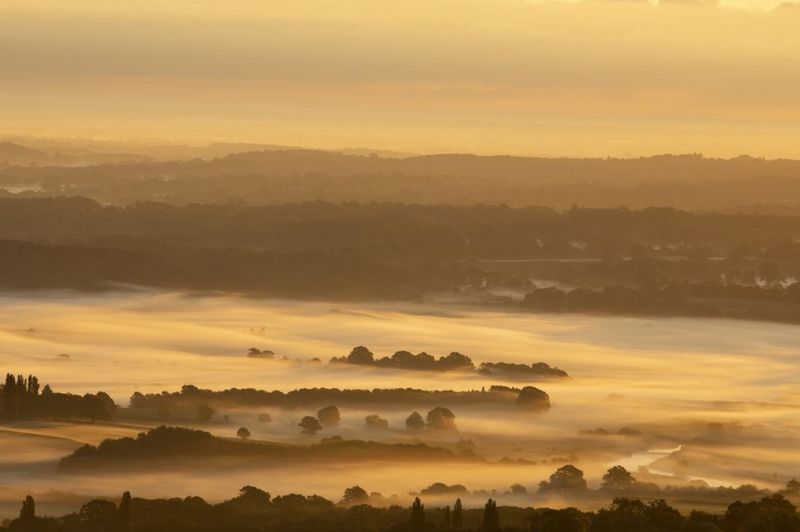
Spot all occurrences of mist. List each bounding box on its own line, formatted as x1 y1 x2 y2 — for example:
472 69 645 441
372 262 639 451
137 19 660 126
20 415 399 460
1 290 798 519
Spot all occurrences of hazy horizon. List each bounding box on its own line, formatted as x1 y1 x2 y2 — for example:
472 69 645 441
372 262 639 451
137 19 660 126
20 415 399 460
3 0 800 159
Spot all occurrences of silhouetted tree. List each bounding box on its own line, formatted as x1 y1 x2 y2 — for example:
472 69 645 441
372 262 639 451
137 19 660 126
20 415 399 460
602 465 636 490
516 386 551 411
510 483 527 495
19 495 35 522
118 491 132 529
364 414 389 430
443 505 452 528
411 497 425 528
236 427 251 440
453 498 464 529
317 405 341 427
229 486 271 512
340 485 369 506
427 406 457 431
539 465 588 493
346 346 375 365
299 416 322 435
405 411 426 431
482 498 500 532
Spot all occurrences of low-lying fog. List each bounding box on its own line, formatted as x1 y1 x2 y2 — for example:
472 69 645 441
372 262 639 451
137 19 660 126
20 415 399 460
0 290 798 518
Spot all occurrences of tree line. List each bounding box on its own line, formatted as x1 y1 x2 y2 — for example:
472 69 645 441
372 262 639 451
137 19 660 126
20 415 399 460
5 481 800 531
329 346 568 378
129 384 551 415
1 374 116 423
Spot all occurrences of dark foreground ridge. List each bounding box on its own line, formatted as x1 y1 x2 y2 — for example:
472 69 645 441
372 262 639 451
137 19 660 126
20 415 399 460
5 483 800 531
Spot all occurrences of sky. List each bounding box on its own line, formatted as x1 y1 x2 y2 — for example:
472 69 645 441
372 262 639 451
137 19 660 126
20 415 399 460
1 0 799 157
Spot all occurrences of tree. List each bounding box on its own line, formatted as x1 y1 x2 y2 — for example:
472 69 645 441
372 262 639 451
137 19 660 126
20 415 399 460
19 495 35 522
510 483 527 495
257 413 272 423
453 498 464 528
786 478 800 495
317 405 341 427
346 346 375 365
443 505 452 528
4 374 17 420
602 465 636 490
364 414 389 430
236 427 251 440
299 416 322 435
411 497 425 528
340 485 369 506
539 465 588 493
118 491 132 528
427 406 457 431
482 498 500 532
517 386 551 411
439 351 473 370
230 486 271 511
238 486 270 503
405 411 426 431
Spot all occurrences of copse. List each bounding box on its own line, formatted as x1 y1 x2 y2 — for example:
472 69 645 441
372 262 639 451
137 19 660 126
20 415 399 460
1 373 115 422
129 384 552 415
331 346 475 372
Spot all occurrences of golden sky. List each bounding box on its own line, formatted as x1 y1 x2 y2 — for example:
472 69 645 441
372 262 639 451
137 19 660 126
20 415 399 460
2 0 799 157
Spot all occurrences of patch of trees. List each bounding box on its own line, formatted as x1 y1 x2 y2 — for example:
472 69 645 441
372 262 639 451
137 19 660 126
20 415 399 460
523 281 800 323
0 239 465 300
56 426 471 473
128 383 551 414
420 483 468 496
478 361 567 379
6 483 800 531
404 407 458 432
247 348 275 359
331 346 569 379
1 373 116 422
331 346 474 372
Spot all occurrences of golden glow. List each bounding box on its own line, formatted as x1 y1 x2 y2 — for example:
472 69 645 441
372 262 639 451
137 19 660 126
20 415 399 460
2 0 799 156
